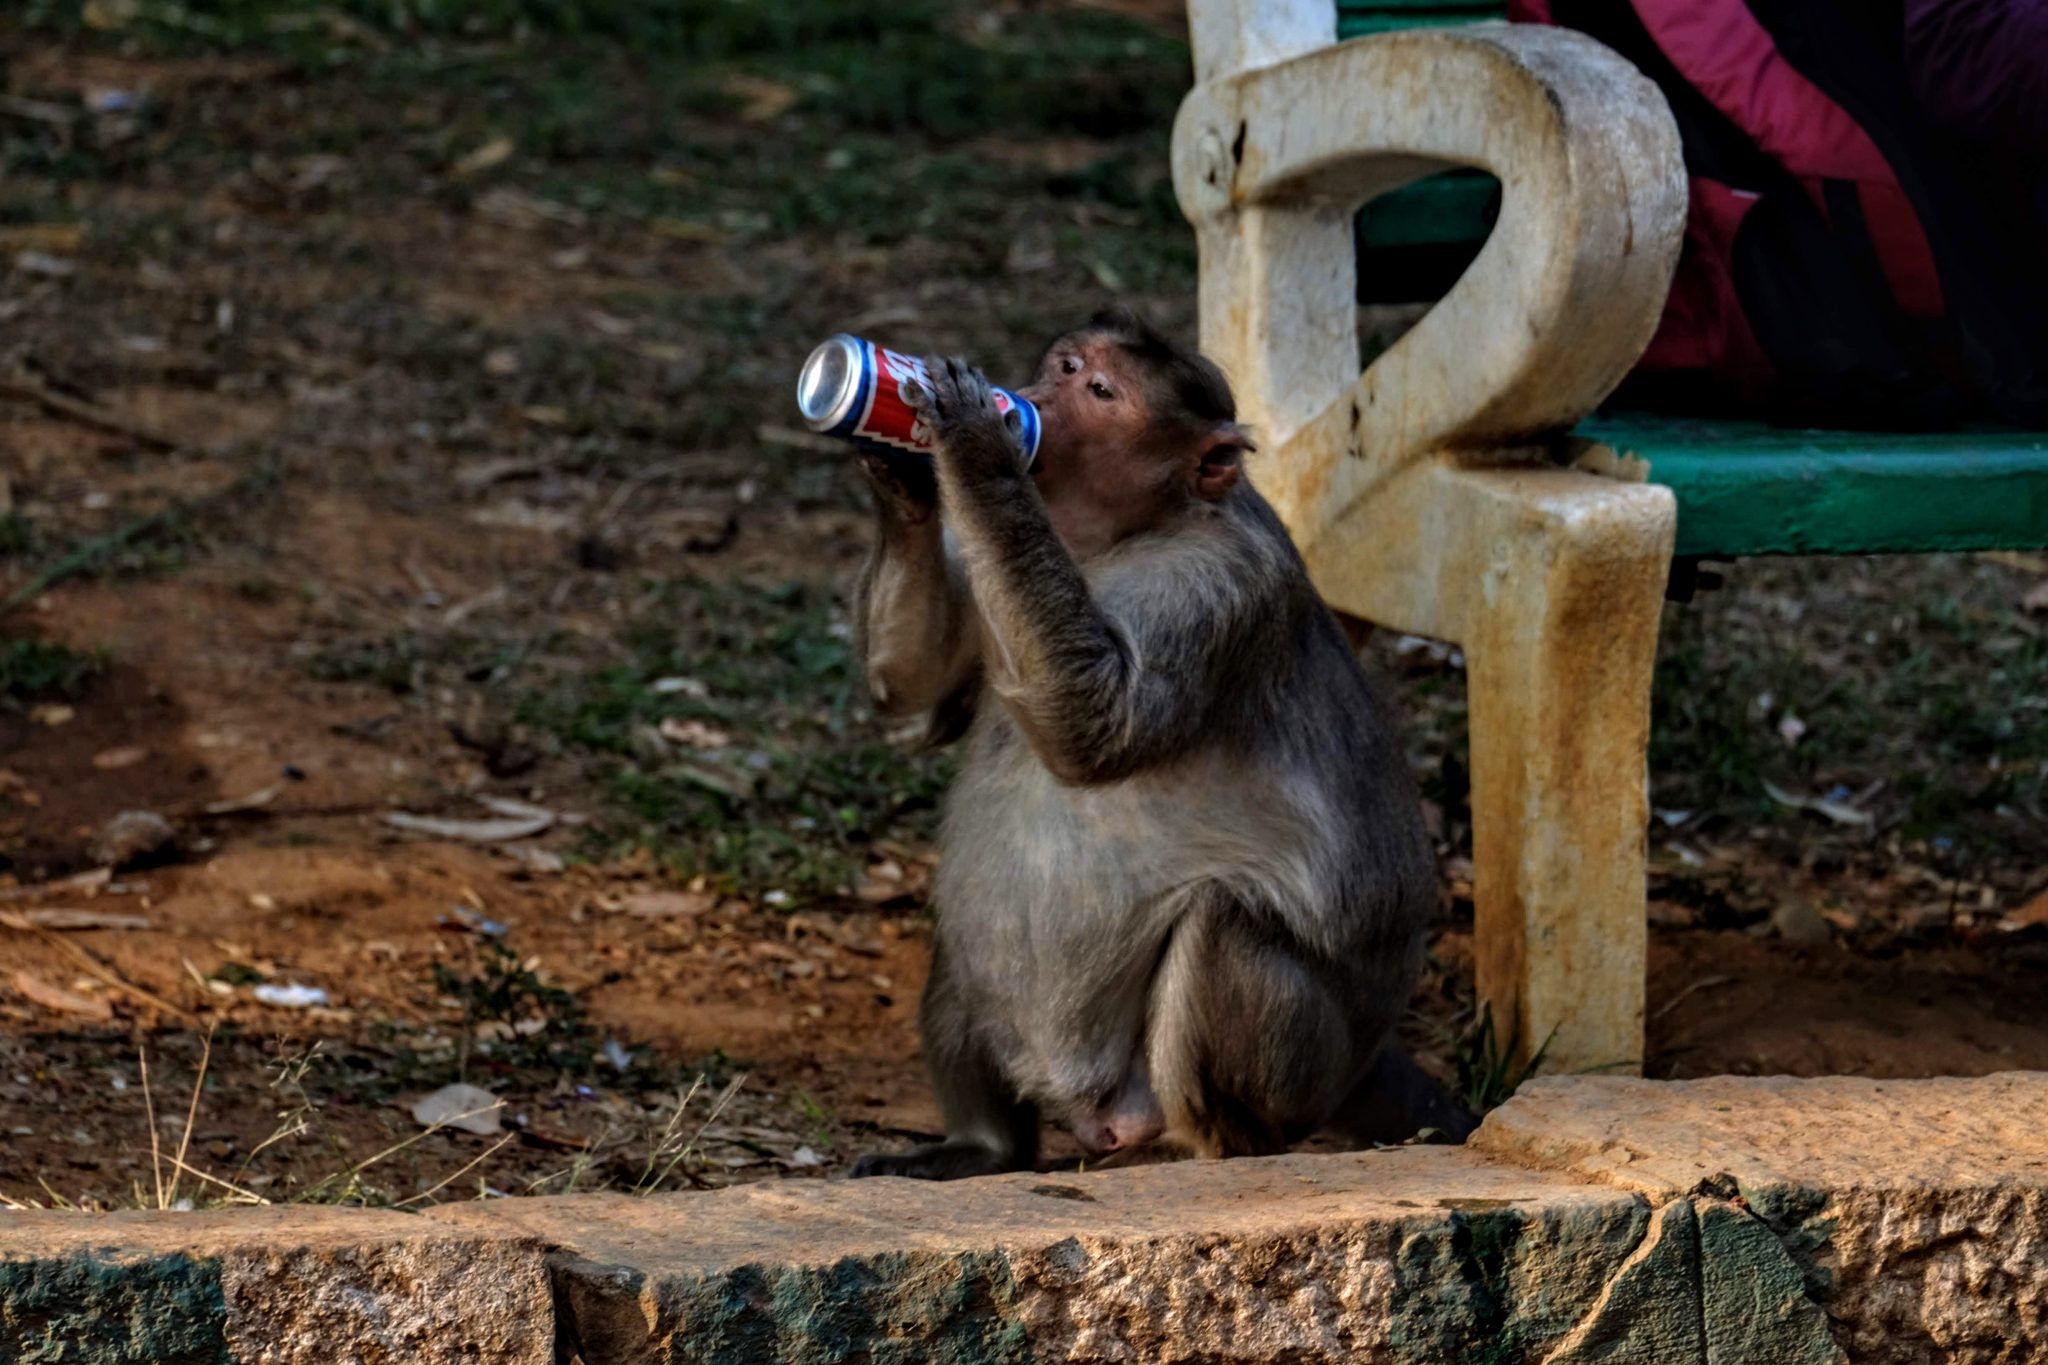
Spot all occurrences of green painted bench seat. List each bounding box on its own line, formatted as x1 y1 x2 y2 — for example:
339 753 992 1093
1584 418 2048 557
1340 0 2048 558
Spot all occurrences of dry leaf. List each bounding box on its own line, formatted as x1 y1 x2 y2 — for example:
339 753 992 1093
1761 780 1874 828
204 783 282 815
0 868 112 902
1999 887 2048 933
410 1082 503 1135
620 890 716 918
11 970 113 1020
252 983 328 1008
29 703 74 727
658 717 731 749
721 74 799 122
384 796 553 843
91 745 148 770
650 218 730 244
81 0 138 30
451 135 515 178
18 908 152 931
854 880 906 905
0 224 84 255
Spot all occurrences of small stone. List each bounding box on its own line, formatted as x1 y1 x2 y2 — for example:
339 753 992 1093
1770 899 1832 945
89 810 175 869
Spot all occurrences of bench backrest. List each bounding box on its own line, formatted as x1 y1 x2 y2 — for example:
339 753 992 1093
1188 0 2048 556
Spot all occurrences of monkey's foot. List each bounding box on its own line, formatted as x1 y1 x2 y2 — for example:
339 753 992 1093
848 1142 1014 1181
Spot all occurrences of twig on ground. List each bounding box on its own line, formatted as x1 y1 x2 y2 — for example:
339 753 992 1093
636 1073 748 1195
0 911 193 1020
165 1028 216 1209
397 1134 516 1207
163 1153 267 1206
0 869 112 902
140 1047 165 1211
295 1101 506 1203
0 94 78 127
1651 975 1736 1023
0 373 179 450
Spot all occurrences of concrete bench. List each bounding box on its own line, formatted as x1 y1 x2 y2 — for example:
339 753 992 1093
1172 0 2048 1077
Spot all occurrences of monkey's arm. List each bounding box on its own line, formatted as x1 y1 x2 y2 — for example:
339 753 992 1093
920 359 1265 784
853 457 981 719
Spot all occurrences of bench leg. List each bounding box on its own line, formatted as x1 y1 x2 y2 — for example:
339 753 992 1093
1298 459 1674 1076
1458 469 1672 1077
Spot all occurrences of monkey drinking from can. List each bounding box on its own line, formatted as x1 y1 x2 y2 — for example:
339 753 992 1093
821 311 1473 1178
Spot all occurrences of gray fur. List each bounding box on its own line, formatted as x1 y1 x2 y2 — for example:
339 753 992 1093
849 352 1449 1179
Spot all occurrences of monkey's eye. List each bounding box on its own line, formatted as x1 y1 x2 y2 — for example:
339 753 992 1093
1088 379 1114 400
1060 355 1082 375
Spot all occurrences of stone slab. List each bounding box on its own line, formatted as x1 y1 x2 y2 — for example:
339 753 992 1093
1 1204 553 1365
431 1146 1652 1364
5 1075 2045 1363
1478 1073 2048 1364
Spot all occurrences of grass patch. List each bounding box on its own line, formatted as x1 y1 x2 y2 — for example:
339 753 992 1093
0 638 104 709
517 576 948 899
308 575 946 899
19 0 1186 139
1382 555 2045 870
1452 1003 1555 1113
1649 577 2047 852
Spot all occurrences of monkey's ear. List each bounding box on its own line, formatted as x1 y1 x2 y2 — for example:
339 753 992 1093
1190 424 1253 501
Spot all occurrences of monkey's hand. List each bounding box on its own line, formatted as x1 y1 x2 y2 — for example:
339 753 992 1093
859 450 939 527
913 356 1025 483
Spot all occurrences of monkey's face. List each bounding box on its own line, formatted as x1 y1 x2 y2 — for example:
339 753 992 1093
1019 335 1190 558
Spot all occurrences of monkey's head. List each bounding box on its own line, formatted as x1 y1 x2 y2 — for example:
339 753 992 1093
1018 308 1254 557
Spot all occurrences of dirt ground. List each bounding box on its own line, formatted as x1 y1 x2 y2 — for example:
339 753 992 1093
1 3 2044 1210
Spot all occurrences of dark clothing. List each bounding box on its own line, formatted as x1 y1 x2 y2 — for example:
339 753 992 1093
1513 0 2048 424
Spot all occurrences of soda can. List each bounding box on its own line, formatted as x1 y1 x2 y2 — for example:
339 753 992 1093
796 334 1040 469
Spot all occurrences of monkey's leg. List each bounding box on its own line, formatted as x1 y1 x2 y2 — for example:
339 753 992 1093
849 942 1039 1180
1145 900 1362 1159
1326 1043 1480 1146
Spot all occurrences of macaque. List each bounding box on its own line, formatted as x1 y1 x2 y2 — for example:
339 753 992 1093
849 310 1471 1180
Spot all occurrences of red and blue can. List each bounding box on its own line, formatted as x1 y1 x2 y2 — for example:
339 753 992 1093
796 334 1040 469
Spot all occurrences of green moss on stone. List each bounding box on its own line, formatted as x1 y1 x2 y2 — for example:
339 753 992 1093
663 1250 1030 1364
1736 1183 1838 1300
1698 1202 1846 1365
0 1253 231 1365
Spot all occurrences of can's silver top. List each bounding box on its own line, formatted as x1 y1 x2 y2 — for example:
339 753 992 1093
796 333 863 431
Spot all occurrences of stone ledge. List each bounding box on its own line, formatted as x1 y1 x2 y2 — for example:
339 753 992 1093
3 1073 2043 1363
1475 1071 2048 1364
0 1204 553 1365
432 1145 1654 1364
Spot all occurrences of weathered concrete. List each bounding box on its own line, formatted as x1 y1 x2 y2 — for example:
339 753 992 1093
1478 1073 2048 1364
1173 16 1688 1078
4 1075 2044 1363
437 1146 1656 1364
1 1203 552 1364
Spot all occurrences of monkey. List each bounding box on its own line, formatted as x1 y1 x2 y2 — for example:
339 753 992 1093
848 309 1474 1180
